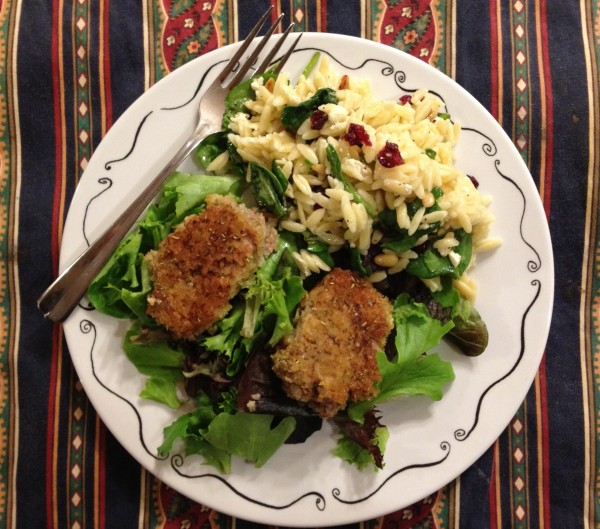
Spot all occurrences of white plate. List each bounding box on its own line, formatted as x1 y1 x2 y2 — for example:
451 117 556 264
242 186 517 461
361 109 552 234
61 33 554 526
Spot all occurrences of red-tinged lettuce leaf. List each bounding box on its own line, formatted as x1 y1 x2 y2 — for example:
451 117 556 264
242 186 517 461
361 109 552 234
333 409 388 470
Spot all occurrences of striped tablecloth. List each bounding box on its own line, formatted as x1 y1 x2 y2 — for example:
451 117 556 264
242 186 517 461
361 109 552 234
3 1 597 527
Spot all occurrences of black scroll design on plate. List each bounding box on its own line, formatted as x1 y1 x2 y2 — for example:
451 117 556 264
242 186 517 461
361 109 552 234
81 318 166 461
331 442 451 505
454 279 542 442
104 111 153 170
171 455 326 511
494 159 542 272
161 59 229 111
461 127 498 157
81 177 113 247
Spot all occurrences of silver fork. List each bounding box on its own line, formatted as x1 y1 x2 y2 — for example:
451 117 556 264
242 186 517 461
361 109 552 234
38 8 302 322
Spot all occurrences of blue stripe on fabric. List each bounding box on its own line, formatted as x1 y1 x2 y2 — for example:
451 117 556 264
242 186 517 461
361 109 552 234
325 0 361 36
542 1 587 527
454 0 493 111
15 1 70 525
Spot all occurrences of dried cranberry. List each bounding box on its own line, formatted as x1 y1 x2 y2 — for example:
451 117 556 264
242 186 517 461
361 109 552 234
399 95 412 105
468 175 480 188
342 123 372 147
310 109 328 130
377 141 404 168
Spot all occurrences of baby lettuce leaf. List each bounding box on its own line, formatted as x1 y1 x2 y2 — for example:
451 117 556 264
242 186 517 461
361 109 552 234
446 301 489 357
122 322 186 408
158 392 296 472
333 409 388 470
281 88 338 131
158 393 231 472
349 294 455 422
87 172 243 320
203 413 296 468
201 236 305 377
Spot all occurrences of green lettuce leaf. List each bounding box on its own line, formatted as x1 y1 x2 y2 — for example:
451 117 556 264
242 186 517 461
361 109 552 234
203 413 296 468
87 172 243 319
348 294 455 422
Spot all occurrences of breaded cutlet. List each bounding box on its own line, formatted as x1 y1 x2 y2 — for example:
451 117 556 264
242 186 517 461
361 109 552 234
146 194 277 340
271 268 393 418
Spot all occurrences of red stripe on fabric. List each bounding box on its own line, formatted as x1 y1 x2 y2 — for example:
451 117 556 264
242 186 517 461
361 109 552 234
50 4 64 277
45 327 60 529
95 3 112 528
103 0 113 133
488 0 499 121
537 1 553 217
270 0 280 25
538 354 552 527
488 451 498 529
320 0 327 32
47 0 64 526
97 420 107 529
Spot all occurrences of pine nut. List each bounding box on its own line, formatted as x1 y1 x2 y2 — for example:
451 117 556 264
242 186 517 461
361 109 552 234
374 252 399 268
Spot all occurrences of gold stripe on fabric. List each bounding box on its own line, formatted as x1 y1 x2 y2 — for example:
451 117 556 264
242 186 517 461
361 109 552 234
533 1 548 206
448 0 456 79
315 0 322 32
452 476 461 527
578 0 599 525
4 0 23 527
359 0 368 40
493 441 502 528
56 3 68 245
494 0 503 125
136 469 149 529
142 0 152 90
93 415 102 529
229 0 238 43
533 374 546 526
98 0 108 139
51 2 68 527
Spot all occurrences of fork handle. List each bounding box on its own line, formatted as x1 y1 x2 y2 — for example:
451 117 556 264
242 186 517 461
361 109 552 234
38 122 212 322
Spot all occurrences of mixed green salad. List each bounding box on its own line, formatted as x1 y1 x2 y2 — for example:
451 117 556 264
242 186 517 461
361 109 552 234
87 62 489 473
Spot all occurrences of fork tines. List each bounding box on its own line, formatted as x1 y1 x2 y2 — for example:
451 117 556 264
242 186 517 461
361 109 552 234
220 8 302 91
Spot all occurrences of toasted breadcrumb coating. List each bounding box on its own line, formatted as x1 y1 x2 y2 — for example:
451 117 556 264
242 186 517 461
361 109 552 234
271 268 393 418
146 194 277 340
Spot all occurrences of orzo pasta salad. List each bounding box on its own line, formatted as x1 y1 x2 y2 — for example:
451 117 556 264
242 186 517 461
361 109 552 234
87 53 500 473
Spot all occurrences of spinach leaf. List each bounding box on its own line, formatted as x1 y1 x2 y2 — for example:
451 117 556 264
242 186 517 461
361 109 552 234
249 162 287 217
281 88 338 131
195 131 228 169
405 229 472 279
223 72 277 128
326 144 377 217
380 188 444 255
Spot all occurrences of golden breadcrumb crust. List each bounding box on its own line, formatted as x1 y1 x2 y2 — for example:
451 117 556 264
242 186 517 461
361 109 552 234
146 194 277 340
271 268 393 418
